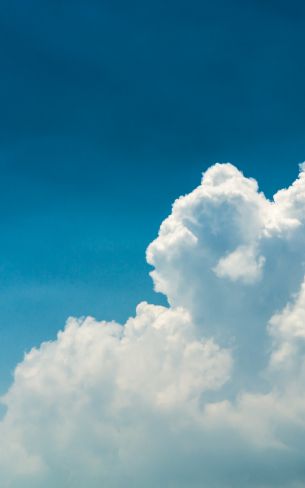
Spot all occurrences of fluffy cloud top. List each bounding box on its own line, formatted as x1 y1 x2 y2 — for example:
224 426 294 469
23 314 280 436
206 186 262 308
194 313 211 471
2 163 305 487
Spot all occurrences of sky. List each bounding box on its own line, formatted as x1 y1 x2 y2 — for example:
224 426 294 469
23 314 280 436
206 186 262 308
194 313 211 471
1 0 305 392
1 2 305 485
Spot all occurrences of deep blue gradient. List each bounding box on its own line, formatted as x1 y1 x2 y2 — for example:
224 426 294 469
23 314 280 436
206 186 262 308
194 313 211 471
0 0 305 391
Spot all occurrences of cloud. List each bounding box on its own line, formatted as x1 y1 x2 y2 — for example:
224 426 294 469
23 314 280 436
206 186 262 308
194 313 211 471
2 163 305 486
147 163 305 379
213 244 265 283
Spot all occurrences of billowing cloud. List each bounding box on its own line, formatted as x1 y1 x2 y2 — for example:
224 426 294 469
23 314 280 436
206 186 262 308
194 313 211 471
2 163 305 487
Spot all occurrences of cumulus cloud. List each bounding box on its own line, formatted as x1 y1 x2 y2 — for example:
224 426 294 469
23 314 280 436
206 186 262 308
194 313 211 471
147 163 305 379
2 163 305 487
213 244 265 283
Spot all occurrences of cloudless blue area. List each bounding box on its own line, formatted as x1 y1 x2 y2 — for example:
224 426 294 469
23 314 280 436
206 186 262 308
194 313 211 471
0 0 305 391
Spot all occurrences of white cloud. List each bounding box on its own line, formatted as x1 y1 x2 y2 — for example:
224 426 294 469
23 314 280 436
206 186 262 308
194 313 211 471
2 163 305 486
269 278 305 373
0 303 231 487
213 244 265 283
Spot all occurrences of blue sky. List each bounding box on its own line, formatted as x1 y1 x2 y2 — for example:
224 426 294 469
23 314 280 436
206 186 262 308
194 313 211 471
0 0 305 393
